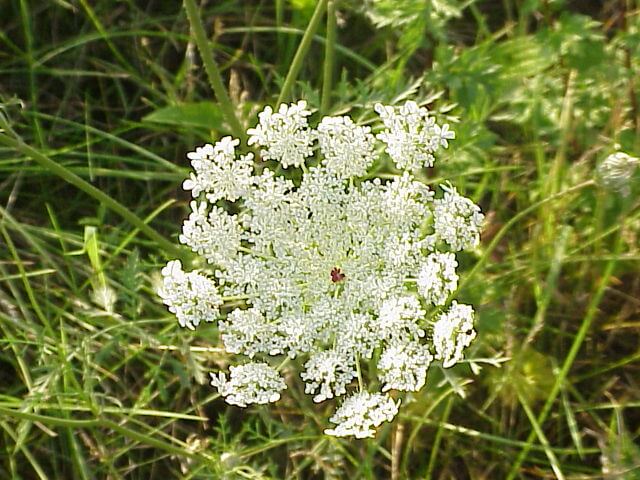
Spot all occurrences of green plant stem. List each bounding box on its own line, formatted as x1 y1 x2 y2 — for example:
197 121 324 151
425 396 453 479
515 387 565 480
0 127 186 260
277 0 329 105
320 0 336 115
505 231 623 479
183 0 245 141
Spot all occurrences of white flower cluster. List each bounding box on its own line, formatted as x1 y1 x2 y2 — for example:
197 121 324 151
375 100 455 170
209 362 286 407
247 100 314 168
417 252 458 306
160 100 484 438
432 301 477 368
159 260 221 330
324 392 400 438
596 151 639 196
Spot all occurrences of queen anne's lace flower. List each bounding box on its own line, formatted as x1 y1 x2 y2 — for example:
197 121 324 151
377 296 426 343
301 350 357 402
210 362 286 407
324 392 400 438
179 202 242 265
379 340 433 392
183 137 254 202
161 100 484 438
432 301 477 368
317 115 377 178
375 100 454 170
432 184 485 251
159 260 221 330
219 308 284 358
417 252 459 306
247 100 314 168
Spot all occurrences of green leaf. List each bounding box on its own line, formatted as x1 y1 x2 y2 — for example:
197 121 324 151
142 102 224 130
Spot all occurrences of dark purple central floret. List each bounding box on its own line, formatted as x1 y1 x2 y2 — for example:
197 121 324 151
330 267 345 283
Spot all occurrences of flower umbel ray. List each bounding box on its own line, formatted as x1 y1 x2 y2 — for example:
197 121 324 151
159 100 484 438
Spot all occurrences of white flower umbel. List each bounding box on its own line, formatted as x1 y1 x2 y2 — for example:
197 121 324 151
375 100 454 170
417 252 459 306
210 362 286 407
161 100 484 437
301 350 357 402
597 151 639 196
324 392 400 439
179 202 242 266
159 260 222 330
219 307 284 358
317 115 377 178
247 100 314 168
432 301 477 368
379 340 433 392
377 296 426 343
183 137 254 202
432 184 485 251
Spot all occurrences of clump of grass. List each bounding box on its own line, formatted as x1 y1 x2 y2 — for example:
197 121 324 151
1 1 639 478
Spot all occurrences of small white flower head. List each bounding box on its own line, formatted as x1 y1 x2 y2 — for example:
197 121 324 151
301 350 357 403
432 301 476 368
325 392 400 439
159 260 221 330
432 184 484 251
218 308 284 358
377 296 426 343
317 115 377 178
183 137 254 203
379 340 433 392
179 202 242 266
247 100 315 168
375 100 454 170
417 252 459 306
597 151 639 196
161 101 484 437
210 362 286 407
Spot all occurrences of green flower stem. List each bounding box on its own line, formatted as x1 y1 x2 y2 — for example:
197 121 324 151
515 387 565 480
320 0 336 115
183 0 245 142
505 230 622 479
277 0 329 105
0 126 187 260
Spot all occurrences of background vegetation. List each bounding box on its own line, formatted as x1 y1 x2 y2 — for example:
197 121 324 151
1 0 639 478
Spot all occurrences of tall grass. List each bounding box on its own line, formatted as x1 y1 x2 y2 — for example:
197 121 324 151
1 1 639 478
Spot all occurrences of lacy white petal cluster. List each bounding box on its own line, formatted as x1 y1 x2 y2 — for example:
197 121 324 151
324 392 400 439
379 341 433 392
247 100 314 168
209 362 286 407
375 100 454 170
179 202 242 265
159 260 222 330
432 301 477 368
182 137 254 202
301 350 357 403
432 184 485 251
317 115 376 178
417 252 459 306
161 100 484 438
